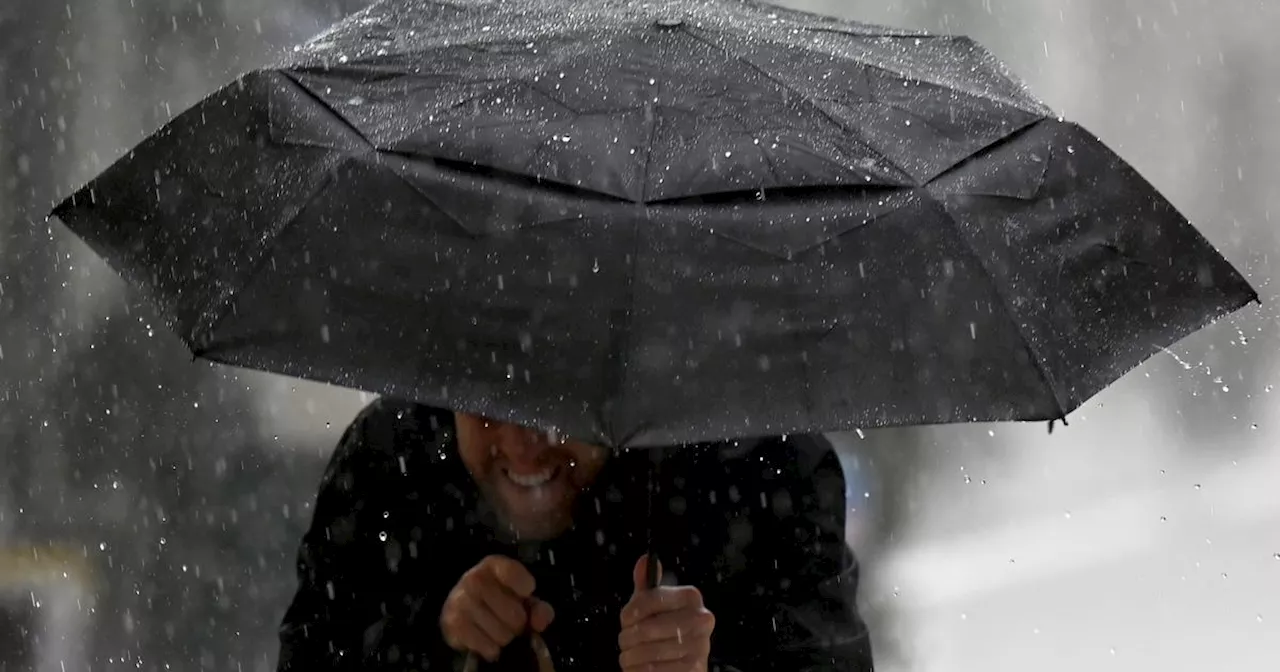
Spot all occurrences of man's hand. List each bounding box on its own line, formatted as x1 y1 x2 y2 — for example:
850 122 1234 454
619 556 716 672
440 555 555 662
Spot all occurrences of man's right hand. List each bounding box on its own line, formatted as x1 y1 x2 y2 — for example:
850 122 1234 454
440 555 555 662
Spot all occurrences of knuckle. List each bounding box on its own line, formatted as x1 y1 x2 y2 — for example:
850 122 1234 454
699 610 716 630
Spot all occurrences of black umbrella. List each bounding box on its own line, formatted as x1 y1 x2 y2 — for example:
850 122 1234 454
52 0 1256 449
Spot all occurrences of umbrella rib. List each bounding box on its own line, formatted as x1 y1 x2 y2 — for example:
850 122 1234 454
796 33 1051 117
675 27 915 184
930 198 1070 422
191 166 337 350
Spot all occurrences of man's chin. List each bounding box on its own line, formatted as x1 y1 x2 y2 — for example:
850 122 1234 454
502 513 571 541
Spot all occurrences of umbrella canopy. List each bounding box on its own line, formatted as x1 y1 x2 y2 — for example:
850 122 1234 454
52 0 1257 447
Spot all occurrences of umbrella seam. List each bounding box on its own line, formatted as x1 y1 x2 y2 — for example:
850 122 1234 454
673 25 916 185
192 166 337 351
796 32 1052 118
929 195 1070 422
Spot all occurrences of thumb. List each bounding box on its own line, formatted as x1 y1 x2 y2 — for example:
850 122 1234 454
632 555 661 593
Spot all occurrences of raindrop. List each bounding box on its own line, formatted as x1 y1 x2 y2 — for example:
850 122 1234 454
1063 511 1072 519
1194 484 1201 490
592 259 600 273
347 96 366 106
1159 516 1168 522
379 531 388 541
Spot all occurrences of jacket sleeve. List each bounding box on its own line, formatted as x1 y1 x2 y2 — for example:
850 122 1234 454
707 443 875 672
276 402 461 672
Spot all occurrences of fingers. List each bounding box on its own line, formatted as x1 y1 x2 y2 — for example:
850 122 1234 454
484 555 537 598
621 659 709 672
632 555 662 594
618 608 715 651
620 586 705 628
440 597 505 662
442 556 546 661
473 581 530 634
621 642 714 672
529 598 556 633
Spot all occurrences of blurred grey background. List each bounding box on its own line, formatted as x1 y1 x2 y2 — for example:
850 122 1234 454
1 1 1276 671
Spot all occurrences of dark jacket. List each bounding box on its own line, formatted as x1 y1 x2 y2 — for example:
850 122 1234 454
277 399 874 671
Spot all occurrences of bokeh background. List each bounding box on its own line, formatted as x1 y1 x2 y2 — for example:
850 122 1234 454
2 1 1276 671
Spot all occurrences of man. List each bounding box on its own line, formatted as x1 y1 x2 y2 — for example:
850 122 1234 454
277 398 874 671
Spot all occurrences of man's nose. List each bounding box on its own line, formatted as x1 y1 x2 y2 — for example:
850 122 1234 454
501 427 551 462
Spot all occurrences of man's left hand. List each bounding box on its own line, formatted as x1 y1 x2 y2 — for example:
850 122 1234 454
618 556 716 672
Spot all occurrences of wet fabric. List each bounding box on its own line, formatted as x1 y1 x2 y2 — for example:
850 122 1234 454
52 0 1255 446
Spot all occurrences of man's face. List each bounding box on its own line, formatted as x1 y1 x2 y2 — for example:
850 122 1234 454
454 412 608 540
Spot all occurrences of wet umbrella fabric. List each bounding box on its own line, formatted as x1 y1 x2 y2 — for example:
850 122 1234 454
52 0 1256 448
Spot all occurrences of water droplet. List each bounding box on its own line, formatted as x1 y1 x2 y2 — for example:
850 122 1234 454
1063 511 1072 519
1159 516 1168 522
347 96 365 106
378 531 388 541
1193 484 1201 490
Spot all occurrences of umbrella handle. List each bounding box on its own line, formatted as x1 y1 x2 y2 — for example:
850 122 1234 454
645 448 662 590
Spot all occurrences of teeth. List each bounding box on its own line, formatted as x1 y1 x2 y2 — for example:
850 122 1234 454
506 468 555 487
